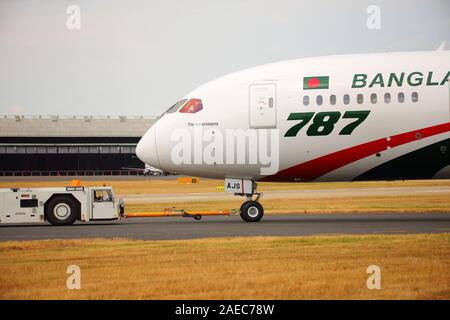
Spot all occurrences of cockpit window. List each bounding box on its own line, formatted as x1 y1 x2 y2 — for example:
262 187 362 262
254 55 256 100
164 99 188 115
179 99 203 113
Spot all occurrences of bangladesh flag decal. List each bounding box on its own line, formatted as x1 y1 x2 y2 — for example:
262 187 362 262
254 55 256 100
303 76 329 90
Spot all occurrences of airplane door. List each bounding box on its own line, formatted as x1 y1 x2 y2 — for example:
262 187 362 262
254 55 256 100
249 83 277 128
92 189 116 219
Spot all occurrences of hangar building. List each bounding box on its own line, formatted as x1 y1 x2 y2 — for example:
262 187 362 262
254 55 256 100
0 115 157 176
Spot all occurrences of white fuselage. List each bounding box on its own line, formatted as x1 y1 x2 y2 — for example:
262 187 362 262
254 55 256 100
137 51 450 182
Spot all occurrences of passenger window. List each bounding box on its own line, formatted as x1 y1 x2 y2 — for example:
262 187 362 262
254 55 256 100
384 93 391 103
343 94 350 105
357 94 364 104
330 95 336 105
398 92 405 103
316 95 323 106
303 96 309 106
411 92 419 103
370 93 377 104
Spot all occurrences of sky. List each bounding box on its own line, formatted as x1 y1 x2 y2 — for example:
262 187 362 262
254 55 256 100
0 0 449 116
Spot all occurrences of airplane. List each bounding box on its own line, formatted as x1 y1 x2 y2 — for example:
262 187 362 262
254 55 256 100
136 49 450 222
123 164 167 176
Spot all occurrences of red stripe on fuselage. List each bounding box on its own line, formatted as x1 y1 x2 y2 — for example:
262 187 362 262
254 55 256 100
263 122 450 182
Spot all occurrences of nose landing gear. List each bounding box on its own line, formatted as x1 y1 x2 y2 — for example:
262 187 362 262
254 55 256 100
225 178 264 222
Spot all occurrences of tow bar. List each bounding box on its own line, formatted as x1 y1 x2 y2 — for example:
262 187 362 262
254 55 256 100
125 208 236 221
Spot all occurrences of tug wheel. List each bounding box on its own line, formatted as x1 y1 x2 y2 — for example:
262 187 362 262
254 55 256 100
45 196 78 226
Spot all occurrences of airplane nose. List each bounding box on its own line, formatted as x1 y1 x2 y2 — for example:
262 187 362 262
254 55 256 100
136 124 161 169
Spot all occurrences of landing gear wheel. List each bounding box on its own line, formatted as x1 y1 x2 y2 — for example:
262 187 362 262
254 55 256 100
45 196 78 226
240 201 264 222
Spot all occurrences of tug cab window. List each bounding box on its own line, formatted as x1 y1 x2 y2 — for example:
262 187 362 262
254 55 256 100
94 190 112 202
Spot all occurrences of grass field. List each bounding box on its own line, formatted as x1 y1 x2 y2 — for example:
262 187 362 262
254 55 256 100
1 234 449 299
2 178 450 195
1 179 450 214
1 179 449 299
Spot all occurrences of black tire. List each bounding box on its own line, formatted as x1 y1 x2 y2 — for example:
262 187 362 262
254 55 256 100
240 201 264 222
45 196 79 226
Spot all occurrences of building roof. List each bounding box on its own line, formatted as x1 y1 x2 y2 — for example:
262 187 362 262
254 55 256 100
0 115 157 137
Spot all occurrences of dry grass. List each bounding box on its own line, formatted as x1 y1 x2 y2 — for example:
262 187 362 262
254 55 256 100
1 179 450 195
0 234 449 300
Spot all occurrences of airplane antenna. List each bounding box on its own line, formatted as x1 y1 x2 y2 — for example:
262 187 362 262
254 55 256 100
437 41 446 51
